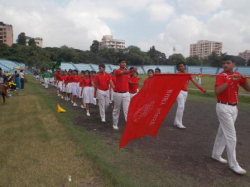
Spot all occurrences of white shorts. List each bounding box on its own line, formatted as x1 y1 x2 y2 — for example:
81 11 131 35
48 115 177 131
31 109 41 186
83 87 95 104
58 81 63 91
66 83 73 93
62 84 66 92
71 82 79 96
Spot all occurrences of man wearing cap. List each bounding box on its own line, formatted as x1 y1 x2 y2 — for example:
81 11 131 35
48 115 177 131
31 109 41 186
112 59 137 130
212 55 250 175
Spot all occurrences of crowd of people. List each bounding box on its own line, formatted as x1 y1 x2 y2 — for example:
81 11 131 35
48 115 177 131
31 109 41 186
0 67 26 103
35 56 250 175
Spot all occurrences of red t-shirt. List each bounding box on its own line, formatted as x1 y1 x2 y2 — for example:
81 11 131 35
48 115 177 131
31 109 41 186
57 74 63 81
111 75 116 91
80 77 92 87
66 75 73 83
115 68 130 92
71 75 80 82
129 76 139 93
61 75 67 82
54 72 59 80
95 72 111 90
178 72 192 90
215 71 246 103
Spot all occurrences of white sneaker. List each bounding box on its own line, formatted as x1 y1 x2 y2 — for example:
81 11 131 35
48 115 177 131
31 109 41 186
71 100 73 103
64 97 67 101
86 111 90 116
230 166 247 175
212 155 228 164
113 125 119 130
101 119 106 123
61 96 64 99
80 105 84 108
175 124 186 129
73 103 78 107
58 94 61 97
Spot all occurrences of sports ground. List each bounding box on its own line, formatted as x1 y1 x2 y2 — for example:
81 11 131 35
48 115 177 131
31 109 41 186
0 75 250 187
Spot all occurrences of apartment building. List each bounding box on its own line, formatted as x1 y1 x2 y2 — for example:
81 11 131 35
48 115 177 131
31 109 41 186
239 50 250 62
99 35 125 50
190 40 223 58
0 22 13 46
26 36 43 47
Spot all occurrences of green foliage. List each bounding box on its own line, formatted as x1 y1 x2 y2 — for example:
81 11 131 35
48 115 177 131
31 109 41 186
234 56 246 66
1 40 248 69
186 55 201 65
248 58 250 66
28 38 36 46
147 46 168 65
17 32 26 45
168 53 186 65
90 40 99 53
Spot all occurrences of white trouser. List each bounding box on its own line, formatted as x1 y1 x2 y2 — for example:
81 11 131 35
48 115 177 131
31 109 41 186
130 92 137 99
97 89 110 120
44 78 49 88
212 103 239 168
112 92 130 127
110 88 114 101
174 90 188 126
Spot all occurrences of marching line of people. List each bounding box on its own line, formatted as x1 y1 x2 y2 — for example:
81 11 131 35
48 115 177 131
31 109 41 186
35 56 250 175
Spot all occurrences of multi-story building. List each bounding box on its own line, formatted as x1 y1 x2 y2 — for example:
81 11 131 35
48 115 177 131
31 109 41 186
0 22 13 46
26 36 43 47
99 35 125 50
190 40 223 58
239 50 250 62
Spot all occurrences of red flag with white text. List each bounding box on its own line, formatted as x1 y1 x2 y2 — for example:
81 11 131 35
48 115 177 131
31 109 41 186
119 74 191 148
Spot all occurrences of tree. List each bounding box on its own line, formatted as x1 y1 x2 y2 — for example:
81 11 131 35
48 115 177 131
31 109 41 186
233 56 246 66
17 32 26 45
28 38 36 46
208 51 221 67
248 58 250 66
186 55 201 65
168 53 186 65
90 40 99 53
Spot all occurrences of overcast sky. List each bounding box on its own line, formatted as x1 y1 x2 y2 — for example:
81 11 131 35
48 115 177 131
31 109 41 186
1 0 249 57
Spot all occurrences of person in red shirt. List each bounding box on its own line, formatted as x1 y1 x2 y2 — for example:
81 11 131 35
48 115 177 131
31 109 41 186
71 70 81 107
143 69 154 90
60 71 68 100
80 70 94 116
174 62 206 129
155 68 161 74
129 69 140 99
212 56 250 175
112 59 137 130
65 70 73 101
54 68 60 89
93 64 114 122
78 71 85 107
57 70 64 98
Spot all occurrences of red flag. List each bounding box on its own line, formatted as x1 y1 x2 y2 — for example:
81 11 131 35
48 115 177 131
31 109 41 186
119 73 191 148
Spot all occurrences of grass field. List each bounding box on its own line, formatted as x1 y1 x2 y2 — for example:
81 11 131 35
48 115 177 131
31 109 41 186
1 75 250 187
0 77 110 187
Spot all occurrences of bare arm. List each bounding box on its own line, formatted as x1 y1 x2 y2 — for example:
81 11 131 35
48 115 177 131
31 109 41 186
240 74 250 92
214 83 228 95
190 76 206 93
116 68 137 75
110 80 114 88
